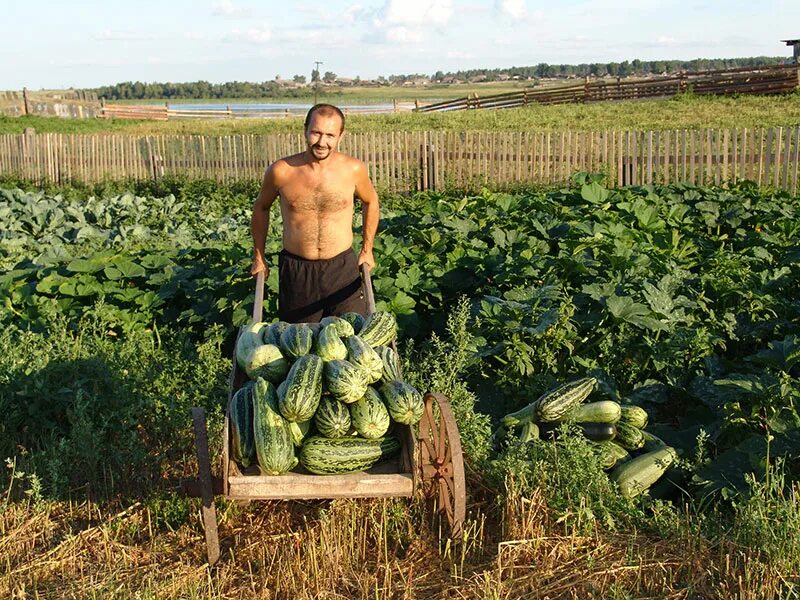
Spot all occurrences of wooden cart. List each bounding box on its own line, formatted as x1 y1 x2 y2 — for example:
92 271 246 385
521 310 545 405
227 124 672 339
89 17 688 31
186 266 466 565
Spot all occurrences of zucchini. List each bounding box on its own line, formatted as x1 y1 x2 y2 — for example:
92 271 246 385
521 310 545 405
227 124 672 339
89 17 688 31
578 422 617 442
563 401 621 424
611 446 678 499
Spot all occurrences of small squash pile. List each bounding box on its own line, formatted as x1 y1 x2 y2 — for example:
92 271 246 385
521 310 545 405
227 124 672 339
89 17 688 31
231 311 425 476
500 377 678 499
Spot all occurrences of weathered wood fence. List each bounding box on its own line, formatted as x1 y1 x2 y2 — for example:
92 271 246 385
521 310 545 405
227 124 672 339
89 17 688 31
1 128 799 193
417 65 800 113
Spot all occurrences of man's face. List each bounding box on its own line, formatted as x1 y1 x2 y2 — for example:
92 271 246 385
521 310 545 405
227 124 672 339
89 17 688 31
305 113 343 161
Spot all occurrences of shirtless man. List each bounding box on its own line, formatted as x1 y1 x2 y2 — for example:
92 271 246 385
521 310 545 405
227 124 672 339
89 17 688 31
249 103 380 323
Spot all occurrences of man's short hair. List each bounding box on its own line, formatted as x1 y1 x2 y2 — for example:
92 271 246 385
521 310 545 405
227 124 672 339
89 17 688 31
304 103 345 133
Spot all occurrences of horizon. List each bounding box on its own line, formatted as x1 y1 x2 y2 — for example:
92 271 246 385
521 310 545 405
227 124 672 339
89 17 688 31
2 0 798 90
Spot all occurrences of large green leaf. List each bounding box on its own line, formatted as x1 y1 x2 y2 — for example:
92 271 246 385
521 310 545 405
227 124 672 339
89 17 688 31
605 294 667 331
581 182 609 204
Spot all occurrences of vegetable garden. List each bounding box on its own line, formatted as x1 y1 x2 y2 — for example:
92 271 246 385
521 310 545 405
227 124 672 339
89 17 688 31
1 174 798 597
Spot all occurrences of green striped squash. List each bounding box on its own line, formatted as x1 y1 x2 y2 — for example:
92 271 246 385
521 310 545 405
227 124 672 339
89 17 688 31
262 321 291 346
349 387 391 439
315 325 348 362
235 321 269 369
299 435 401 475
375 345 402 381
614 421 646 451
229 382 255 467
380 380 424 425
319 316 356 338
358 311 397 348
620 405 649 429
503 377 596 428
595 441 632 470
314 396 352 438
243 343 289 383
279 354 323 422
279 323 314 361
344 335 384 384
252 378 297 475
288 419 313 447
340 312 366 334
323 359 369 404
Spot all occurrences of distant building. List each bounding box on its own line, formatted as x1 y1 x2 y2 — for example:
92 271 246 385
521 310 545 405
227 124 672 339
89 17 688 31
782 38 800 64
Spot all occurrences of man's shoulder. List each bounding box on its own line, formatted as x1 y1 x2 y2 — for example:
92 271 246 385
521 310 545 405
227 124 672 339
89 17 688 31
335 152 367 174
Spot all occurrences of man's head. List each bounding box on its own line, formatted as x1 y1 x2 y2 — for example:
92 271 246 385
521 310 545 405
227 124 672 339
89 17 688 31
304 103 345 133
304 104 345 161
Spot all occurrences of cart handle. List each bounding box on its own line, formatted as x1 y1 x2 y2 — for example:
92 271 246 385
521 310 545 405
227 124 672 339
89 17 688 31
253 270 265 322
250 261 375 323
360 263 376 316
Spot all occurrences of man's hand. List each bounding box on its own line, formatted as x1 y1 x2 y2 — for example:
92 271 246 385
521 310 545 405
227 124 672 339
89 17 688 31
251 254 269 278
357 249 375 271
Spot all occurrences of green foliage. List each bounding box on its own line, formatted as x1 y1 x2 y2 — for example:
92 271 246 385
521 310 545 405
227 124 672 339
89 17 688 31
730 458 800 571
401 297 493 465
491 424 647 534
0 313 229 499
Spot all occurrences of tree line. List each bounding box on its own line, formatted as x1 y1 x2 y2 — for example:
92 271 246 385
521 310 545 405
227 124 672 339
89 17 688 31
90 56 790 99
429 56 788 82
93 80 317 100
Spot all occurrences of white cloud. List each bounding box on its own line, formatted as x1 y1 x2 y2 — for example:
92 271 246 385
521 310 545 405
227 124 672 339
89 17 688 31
379 0 453 26
446 50 474 59
496 0 526 19
385 26 424 43
95 30 154 41
343 4 366 22
226 27 272 43
212 0 252 17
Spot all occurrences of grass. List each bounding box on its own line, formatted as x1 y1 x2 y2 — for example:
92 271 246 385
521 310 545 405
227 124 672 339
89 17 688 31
2 92 800 136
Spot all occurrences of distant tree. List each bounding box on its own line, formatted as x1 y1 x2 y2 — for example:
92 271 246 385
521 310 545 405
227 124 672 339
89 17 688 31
323 71 337 83
311 69 320 82
293 74 306 84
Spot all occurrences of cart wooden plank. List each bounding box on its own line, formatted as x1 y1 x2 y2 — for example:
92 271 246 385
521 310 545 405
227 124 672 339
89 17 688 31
227 467 413 500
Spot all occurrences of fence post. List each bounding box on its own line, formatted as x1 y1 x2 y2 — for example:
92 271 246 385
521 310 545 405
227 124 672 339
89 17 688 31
427 143 436 190
22 87 29 116
584 76 590 102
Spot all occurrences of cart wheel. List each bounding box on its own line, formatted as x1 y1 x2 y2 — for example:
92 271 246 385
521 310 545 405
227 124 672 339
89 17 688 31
418 392 466 539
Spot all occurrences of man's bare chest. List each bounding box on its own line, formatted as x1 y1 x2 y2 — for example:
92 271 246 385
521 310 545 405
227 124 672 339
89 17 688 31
280 175 355 213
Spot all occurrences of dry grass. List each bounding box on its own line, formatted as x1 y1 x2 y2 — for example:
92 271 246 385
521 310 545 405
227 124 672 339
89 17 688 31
2 482 797 600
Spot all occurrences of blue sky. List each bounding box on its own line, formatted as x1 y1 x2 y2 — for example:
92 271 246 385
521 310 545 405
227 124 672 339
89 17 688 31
1 0 798 89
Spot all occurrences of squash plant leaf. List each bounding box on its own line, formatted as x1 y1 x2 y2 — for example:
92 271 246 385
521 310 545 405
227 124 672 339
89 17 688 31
605 294 667 331
581 182 609 204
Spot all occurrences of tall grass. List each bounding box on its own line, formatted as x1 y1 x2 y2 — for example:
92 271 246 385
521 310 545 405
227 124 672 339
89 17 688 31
2 92 799 135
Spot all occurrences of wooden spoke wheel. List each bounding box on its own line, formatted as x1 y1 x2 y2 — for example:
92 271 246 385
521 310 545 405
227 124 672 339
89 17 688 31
418 392 466 539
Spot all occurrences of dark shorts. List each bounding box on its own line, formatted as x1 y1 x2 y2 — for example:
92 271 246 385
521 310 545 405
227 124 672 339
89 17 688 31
278 248 367 323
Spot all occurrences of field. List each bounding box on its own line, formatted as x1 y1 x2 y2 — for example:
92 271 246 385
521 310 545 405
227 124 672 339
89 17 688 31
1 173 799 598
2 92 800 136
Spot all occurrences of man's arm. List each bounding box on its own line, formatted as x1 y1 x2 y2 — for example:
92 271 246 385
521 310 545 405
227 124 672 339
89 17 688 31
250 164 280 277
354 161 379 270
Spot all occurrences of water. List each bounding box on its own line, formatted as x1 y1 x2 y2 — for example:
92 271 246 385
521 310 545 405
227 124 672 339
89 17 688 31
167 102 402 112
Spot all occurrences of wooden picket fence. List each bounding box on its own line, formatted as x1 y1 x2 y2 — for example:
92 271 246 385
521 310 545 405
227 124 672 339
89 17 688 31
1 127 799 193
